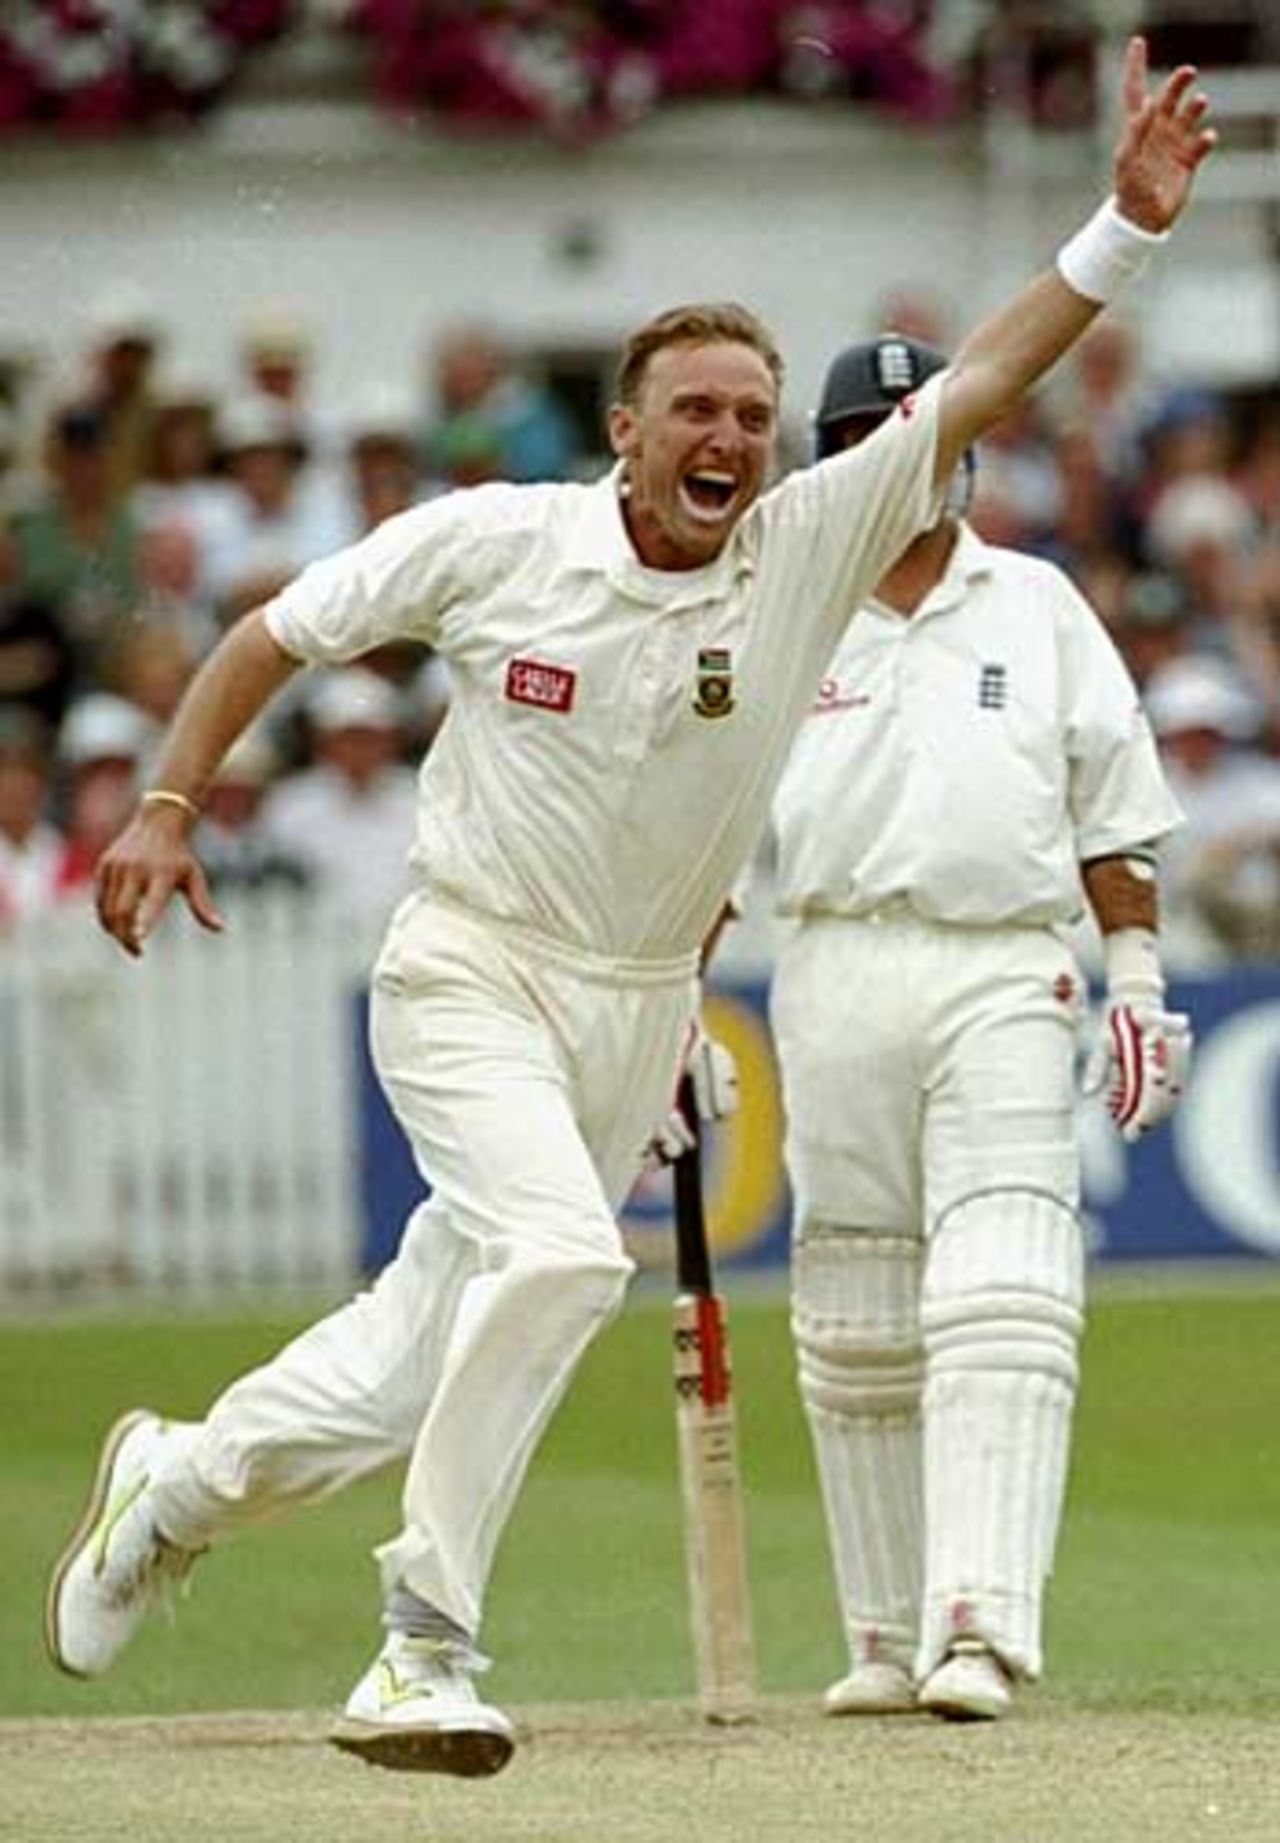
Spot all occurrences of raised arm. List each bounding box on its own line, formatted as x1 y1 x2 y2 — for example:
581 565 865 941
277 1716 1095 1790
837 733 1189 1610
95 607 300 957
935 36 1216 482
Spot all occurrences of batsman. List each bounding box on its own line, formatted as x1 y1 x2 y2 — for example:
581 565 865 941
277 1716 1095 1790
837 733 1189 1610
771 330 1189 1725
46 40 1212 1774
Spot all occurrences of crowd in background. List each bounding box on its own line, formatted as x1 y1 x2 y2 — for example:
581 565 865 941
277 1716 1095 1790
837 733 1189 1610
1 282 1278 968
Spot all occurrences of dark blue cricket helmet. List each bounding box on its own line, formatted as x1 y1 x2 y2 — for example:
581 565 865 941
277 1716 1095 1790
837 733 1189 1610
813 333 948 461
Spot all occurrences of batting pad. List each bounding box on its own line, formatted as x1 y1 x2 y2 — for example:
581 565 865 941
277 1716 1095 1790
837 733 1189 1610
918 1189 1084 1682
792 1224 925 1673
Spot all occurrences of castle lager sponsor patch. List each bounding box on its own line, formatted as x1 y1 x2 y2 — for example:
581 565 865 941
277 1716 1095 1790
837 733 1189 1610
505 657 577 713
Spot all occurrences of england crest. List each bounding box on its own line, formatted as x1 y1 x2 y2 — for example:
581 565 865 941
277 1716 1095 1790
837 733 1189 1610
692 647 735 720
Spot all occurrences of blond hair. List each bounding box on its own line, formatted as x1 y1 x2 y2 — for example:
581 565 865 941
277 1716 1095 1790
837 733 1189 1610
614 303 784 409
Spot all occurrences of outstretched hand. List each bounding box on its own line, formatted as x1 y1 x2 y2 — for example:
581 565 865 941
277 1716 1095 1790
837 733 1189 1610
1113 35 1216 233
95 807 224 959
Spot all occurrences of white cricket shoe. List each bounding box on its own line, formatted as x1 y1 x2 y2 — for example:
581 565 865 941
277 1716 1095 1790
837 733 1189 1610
823 1660 917 1716
918 1640 1012 1722
330 1632 516 1777
45 1408 201 1679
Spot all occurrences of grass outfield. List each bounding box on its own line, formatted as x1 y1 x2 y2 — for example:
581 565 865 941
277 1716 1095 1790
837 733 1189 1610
6 1277 1280 1726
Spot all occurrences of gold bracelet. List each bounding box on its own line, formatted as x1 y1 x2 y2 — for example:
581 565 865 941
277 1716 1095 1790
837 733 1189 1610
141 788 201 821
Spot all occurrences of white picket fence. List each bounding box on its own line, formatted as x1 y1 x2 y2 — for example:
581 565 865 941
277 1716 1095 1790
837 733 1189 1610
0 892 367 1295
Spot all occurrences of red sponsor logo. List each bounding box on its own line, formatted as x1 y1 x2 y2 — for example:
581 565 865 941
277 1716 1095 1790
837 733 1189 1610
898 391 917 421
1052 972 1076 1005
505 657 576 713
811 677 871 715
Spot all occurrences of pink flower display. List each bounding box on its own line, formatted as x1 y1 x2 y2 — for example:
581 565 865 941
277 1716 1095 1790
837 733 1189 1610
0 0 293 132
350 1 954 144
0 2 954 140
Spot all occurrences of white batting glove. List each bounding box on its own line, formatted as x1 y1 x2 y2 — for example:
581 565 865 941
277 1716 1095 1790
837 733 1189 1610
643 1026 739 1169
1085 1001 1192 1141
1083 929 1192 1143
686 1027 740 1122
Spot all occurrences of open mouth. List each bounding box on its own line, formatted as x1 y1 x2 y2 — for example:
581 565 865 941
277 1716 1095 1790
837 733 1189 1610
679 469 738 521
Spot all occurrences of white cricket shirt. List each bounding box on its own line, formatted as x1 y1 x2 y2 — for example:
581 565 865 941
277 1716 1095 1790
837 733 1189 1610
265 378 942 963
772 523 1182 928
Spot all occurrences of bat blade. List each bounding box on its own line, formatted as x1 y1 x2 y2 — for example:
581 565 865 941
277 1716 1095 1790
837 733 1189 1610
670 1071 756 1724
673 1291 757 1723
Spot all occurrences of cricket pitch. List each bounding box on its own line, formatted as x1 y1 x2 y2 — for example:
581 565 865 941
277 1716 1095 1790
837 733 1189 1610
4 1696 1278 1842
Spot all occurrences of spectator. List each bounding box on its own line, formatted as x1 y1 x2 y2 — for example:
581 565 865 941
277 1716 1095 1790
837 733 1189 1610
1234 406 1280 538
205 399 345 626
1145 473 1256 662
1072 550 1134 635
194 727 308 896
55 691 157 895
872 287 952 350
1056 315 1153 491
7 402 139 691
968 396 1060 547
1138 386 1233 516
424 324 578 488
0 399 28 516
1107 570 1191 692
1144 655 1280 967
0 708 68 930
341 386 427 537
1039 418 1140 573
133 374 238 630
1235 538 1280 743
99 621 198 729
134 518 219 656
78 283 164 500
260 667 418 941
237 306 322 456
0 576 76 733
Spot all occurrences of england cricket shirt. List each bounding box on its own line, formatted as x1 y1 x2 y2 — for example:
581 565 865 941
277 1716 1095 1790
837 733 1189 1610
772 523 1182 928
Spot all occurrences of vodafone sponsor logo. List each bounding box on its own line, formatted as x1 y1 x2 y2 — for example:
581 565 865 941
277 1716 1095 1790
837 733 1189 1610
505 657 576 713
810 676 870 715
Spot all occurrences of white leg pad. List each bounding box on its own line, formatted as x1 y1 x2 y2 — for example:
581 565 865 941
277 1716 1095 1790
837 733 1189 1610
792 1222 925 1673
918 1190 1084 1682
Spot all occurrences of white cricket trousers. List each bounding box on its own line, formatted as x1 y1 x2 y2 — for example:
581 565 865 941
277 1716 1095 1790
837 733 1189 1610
150 893 698 1637
772 909 1086 1681
771 911 1084 1231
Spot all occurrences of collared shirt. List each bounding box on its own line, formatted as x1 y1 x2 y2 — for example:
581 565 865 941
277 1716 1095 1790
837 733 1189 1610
772 522 1182 929
265 378 941 961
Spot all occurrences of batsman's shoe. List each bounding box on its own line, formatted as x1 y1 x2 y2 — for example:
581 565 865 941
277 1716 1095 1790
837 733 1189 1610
330 1632 515 1777
45 1408 201 1679
918 1640 1012 1722
823 1660 917 1717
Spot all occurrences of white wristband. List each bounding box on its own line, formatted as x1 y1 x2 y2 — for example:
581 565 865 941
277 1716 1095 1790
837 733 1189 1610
1104 926 1165 1005
1056 197 1168 305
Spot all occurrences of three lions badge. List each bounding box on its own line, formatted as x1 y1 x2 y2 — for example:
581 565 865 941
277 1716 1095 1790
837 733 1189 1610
692 647 735 720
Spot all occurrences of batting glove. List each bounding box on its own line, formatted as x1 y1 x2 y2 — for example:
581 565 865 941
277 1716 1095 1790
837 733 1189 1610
643 1026 739 1169
1083 929 1192 1143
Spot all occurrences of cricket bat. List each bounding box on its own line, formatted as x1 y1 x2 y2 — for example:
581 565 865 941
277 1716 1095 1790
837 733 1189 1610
671 1071 757 1724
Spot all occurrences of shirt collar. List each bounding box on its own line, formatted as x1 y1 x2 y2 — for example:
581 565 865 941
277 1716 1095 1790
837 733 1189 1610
913 520 996 620
565 464 756 609
924 523 994 608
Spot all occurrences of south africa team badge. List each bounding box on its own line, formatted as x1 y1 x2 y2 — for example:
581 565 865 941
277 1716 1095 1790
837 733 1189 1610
692 647 735 720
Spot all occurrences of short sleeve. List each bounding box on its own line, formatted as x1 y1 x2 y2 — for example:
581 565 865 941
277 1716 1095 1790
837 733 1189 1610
263 491 499 666
757 372 944 646
1058 577 1183 855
